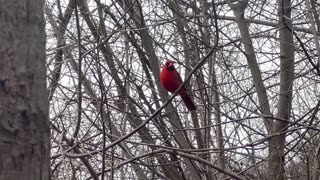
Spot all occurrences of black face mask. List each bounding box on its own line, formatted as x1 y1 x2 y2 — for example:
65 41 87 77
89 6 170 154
167 62 174 71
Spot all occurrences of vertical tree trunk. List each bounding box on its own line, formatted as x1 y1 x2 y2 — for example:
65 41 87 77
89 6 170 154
267 0 294 179
211 56 225 170
0 0 49 180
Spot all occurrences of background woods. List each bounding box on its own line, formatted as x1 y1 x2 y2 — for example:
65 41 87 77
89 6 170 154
44 0 320 179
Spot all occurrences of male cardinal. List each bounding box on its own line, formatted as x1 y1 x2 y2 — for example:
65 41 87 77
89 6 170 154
160 60 196 111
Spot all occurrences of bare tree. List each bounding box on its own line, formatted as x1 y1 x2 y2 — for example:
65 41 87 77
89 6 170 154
0 0 49 179
45 0 320 179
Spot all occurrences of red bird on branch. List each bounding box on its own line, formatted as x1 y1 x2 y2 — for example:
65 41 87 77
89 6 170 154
160 60 196 111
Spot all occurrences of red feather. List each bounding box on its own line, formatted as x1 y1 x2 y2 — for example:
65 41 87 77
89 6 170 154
160 60 196 111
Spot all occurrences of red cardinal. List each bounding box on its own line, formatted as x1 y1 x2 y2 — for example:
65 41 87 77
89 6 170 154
160 60 196 111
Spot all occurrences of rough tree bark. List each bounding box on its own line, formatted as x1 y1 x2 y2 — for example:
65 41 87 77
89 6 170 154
0 0 49 180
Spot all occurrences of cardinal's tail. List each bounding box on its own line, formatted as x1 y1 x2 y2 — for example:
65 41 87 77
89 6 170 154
181 94 196 111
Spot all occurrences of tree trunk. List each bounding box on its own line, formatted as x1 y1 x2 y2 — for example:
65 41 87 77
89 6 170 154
0 0 49 180
267 0 294 179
